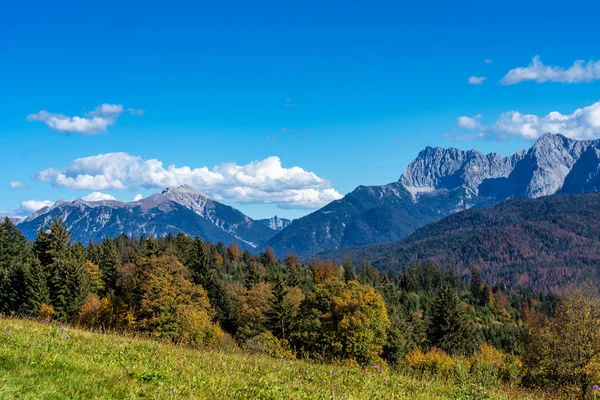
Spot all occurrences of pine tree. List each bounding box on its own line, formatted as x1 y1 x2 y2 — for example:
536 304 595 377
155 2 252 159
470 267 483 304
99 239 121 294
187 236 232 329
245 262 261 289
342 255 355 282
188 236 210 285
37 220 90 321
144 237 160 257
0 218 33 315
22 257 50 316
429 285 477 356
267 275 293 339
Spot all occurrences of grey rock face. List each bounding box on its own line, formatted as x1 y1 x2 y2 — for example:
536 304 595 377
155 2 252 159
269 134 600 256
258 216 292 232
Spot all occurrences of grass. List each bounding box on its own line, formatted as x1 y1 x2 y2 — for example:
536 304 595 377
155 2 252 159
0 317 542 399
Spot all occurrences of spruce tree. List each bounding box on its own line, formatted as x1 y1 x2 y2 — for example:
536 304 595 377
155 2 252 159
187 236 232 329
342 255 355 282
429 285 477 356
0 218 33 315
99 239 121 294
188 236 210 285
470 267 483 304
267 275 293 339
38 220 90 321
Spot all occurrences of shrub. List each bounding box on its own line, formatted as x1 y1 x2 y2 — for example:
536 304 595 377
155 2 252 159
175 305 224 347
244 331 295 359
38 303 55 321
406 348 454 374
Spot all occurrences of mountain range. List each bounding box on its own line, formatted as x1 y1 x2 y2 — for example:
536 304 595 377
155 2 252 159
16 185 277 250
11 133 600 255
320 192 600 291
266 133 600 255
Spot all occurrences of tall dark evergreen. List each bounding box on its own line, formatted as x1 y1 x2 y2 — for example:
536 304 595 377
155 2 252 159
36 220 90 321
342 255 355 282
470 267 483 304
187 236 232 329
99 239 121 294
188 236 210 285
429 285 477 356
0 218 33 315
267 275 293 340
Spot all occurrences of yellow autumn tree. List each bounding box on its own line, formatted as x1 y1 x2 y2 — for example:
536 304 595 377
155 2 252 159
136 252 222 346
524 284 600 398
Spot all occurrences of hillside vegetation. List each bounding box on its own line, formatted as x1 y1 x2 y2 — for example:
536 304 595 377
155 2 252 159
0 317 537 400
323 193 600 291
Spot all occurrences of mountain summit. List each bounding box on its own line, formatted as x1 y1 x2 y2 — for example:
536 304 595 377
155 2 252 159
268 134 600 255
17 185 276 250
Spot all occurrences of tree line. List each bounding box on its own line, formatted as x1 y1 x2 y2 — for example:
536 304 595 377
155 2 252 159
2 217 600 397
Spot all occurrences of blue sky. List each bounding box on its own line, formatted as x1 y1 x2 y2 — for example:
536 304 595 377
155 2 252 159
2 0 600 219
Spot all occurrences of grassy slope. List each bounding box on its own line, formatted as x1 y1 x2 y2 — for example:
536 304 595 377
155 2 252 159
0 317 538 400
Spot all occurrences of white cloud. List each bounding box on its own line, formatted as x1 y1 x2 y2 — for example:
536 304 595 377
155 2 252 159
134 194 143 201
26 103 142 135
36 154 343 209
456 101 600 141
501 56 600 85
484 59 493 64
19 200 53 214
457 115 483 130
10 181 27 189
468 76 486 85
82 192 117 202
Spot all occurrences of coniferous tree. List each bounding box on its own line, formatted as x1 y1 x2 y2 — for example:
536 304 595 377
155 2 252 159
267 275 293 340
429 285 477 356
188 236 210 285
187 236 231 329
99 239 121 294
144 237 160 257
0 218 33 314
36 220 90 320
470 267 483 304
342 255 355 282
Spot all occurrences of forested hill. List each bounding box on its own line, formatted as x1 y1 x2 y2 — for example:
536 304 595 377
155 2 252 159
320 193 600 292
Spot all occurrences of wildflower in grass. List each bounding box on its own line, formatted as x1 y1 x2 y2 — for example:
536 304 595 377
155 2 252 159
543 392 550 396
512 376 517 380
65 335 71 339
594 385 600 391
331 371 335 376
46 340 50 343
60 327 65 333
5 329 10 334
35 344 40 347
476 394 481 397
493 361 498 365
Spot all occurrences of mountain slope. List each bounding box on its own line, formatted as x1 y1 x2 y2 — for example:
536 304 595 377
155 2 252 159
321 193 600 291
269 134 600 256
17 185 276 250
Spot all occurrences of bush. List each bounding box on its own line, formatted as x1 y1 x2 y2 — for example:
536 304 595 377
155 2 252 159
38 303 55 321
406 348 454 374
244 332 295 360
175 305 224 347
74 295 134 331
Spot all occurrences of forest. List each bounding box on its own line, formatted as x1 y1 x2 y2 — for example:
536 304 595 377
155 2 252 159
1 217 600 398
